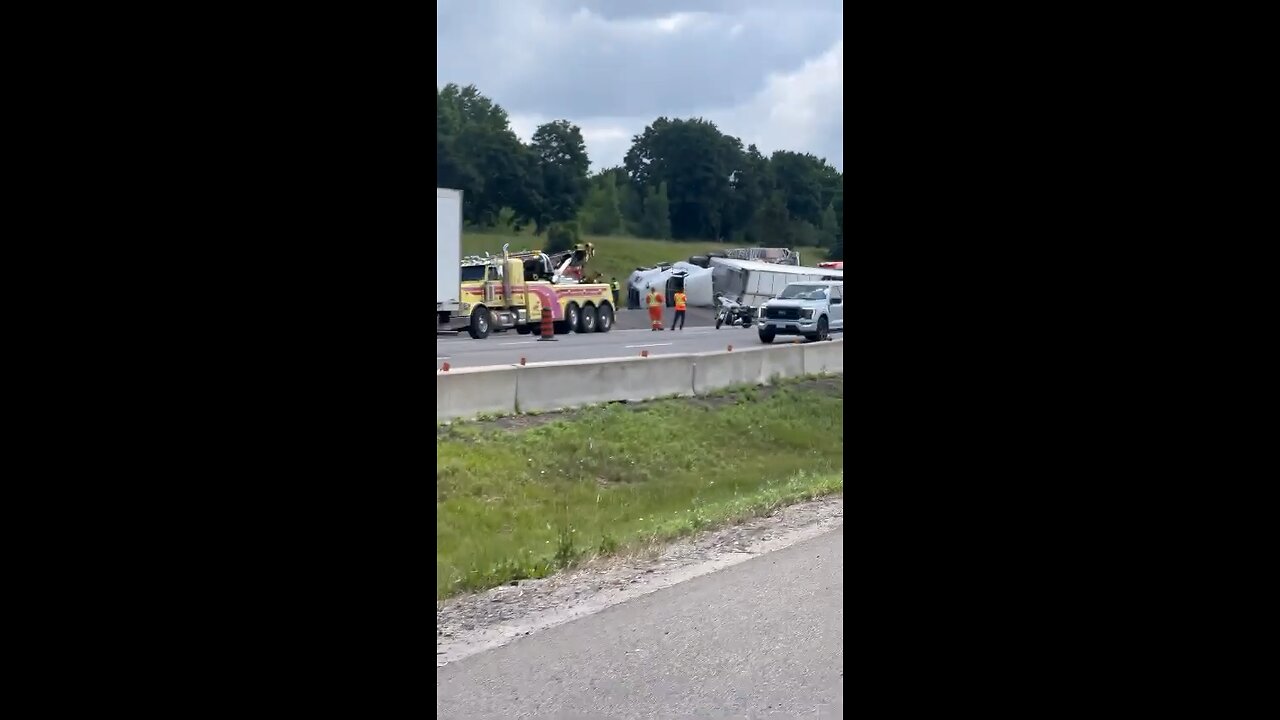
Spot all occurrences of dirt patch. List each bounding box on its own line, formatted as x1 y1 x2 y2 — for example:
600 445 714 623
436 375 843 436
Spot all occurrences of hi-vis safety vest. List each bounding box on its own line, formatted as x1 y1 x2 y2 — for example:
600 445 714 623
675 293 687 310
647 293 662 308
611 281 619 292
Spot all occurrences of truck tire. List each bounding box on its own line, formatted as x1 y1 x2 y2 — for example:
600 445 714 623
811 316 829 341
468 307 491 339
759 329 776 344
515 325 531 335
564 303 580 334
578 304 598 333
596 303 613 332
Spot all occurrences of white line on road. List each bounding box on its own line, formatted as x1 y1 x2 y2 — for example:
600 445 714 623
625 342 673 348
499 341 537 345
437 356 451 360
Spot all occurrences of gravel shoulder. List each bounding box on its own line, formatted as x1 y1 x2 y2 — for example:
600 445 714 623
437 494 843 666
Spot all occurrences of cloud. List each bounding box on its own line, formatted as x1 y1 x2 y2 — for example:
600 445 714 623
439 0 843 172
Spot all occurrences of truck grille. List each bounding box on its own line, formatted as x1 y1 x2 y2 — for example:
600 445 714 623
765 307 799 320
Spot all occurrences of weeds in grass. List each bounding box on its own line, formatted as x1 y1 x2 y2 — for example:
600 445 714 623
436 379 843 598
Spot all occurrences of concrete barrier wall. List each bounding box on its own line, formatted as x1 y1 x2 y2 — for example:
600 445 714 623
803 339 844 374
760 344 806 382
437 341 843 422
692 347 767 393
437 365 519 421
515 355 696 413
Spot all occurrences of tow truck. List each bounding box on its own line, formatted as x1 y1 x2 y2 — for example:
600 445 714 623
437 187 615 338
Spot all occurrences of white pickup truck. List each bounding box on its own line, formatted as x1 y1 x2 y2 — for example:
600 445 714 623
757 280 844 343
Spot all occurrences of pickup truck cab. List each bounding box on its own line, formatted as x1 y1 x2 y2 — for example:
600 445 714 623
758 280 844 343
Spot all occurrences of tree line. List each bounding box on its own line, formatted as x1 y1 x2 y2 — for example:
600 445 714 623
437 83 843 259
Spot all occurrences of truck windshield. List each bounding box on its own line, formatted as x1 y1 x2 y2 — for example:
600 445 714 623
778 284 828 300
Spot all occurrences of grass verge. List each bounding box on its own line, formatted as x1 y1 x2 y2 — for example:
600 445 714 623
463 231 830 286
436 378 843 599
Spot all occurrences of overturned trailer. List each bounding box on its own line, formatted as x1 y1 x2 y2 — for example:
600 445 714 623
709 258 844 309
629 256 841 310
627 262 716 308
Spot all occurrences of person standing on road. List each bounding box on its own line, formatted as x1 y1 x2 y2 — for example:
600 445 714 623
611 277 620 307
670 289 687 330
646 287 664 331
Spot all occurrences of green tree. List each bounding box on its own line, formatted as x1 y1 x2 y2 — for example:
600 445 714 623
579 172 623 235
819 203 839 248
753 190 791 244
727 144 769 243
768 151 825 227
545 221 579 253
436 84 536 227
829 193 844 259
642 181 671 239
529 120 590 234
625 118 743 240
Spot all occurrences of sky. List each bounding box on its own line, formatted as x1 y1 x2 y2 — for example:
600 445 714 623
436 0 843 173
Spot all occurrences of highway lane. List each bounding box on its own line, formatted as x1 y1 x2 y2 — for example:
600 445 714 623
436 323 783 369
436 526 843 719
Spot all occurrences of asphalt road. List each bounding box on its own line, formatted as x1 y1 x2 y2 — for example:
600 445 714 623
436 304 802 369
436 526 844 719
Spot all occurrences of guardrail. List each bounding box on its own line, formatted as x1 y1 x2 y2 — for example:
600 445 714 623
437 340 843 421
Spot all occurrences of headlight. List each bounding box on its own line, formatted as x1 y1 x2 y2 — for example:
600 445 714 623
801 308 815 320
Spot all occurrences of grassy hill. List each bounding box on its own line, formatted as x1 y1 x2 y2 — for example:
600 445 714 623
462 229 830 285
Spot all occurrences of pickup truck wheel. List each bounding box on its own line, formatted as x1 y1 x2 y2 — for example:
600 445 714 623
759 329 775 344
806 316 828 342
467 307 491 339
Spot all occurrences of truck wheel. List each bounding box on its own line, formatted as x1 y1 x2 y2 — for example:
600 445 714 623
759 329 775 344
596 303 614 332
715 315 724 329
806 317 828 342
468 307 491 339
578 304 598 333
515 325 531 335
565 304 580 334
743 316 754 328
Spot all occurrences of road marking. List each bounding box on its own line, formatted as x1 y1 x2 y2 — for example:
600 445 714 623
437 356 451 360
625 342 673 348
499 341 537 345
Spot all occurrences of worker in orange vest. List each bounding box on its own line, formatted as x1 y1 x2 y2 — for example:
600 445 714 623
646 288 664 331
670 289 687 330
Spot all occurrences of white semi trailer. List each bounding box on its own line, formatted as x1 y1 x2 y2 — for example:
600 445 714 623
708 257 843 309
436 188 463 319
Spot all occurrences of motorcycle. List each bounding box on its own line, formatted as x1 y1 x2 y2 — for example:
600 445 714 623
714 295 756 329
